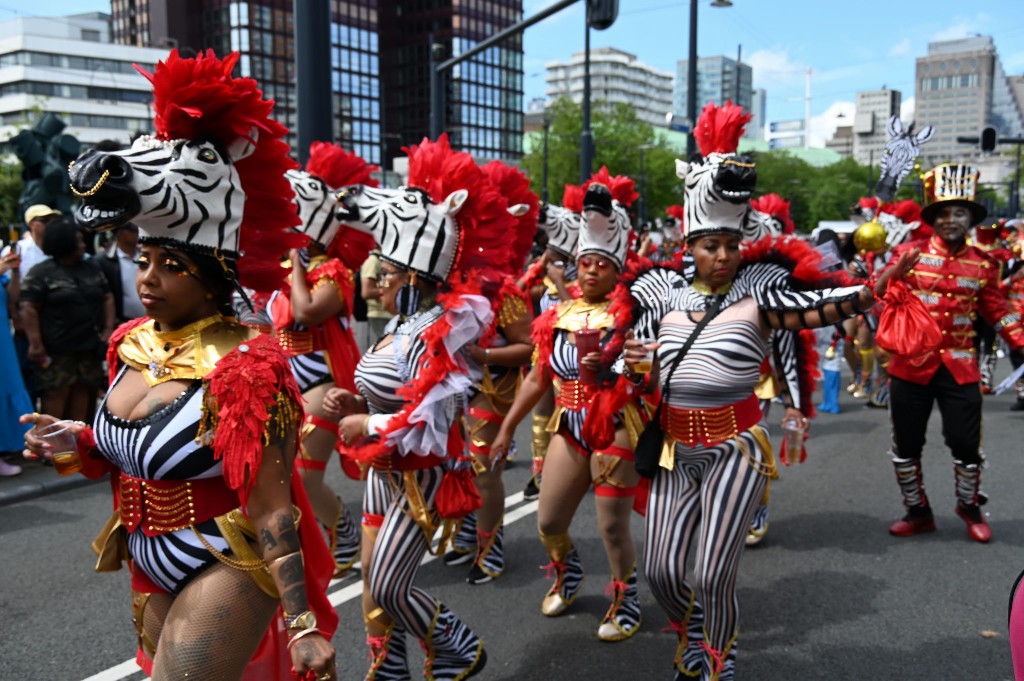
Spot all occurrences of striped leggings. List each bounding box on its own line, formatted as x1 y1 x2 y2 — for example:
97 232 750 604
643 428 768 653
364 466 444 639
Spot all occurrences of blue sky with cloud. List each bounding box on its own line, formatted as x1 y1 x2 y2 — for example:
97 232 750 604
16 0 1024 147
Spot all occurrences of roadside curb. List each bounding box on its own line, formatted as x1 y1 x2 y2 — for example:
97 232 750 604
0 473 104 507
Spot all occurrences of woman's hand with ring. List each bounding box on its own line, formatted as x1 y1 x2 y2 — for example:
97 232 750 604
338 414 369 447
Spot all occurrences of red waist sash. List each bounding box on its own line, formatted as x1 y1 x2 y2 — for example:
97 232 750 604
662 393 762 448
118 474 239 537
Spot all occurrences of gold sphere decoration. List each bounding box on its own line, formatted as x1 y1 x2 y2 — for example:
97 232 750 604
853 220 888 253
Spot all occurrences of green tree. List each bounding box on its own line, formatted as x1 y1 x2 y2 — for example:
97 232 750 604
0 162 24 235
520 97 683 218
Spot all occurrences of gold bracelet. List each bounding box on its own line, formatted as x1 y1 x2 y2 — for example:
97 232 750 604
283 609 317 630
286 626 321 649
362 415 371 438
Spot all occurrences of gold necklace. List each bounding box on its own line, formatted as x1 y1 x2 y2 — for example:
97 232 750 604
691 279 732 296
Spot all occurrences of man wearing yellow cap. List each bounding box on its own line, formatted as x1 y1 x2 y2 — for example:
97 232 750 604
877 164 1024 543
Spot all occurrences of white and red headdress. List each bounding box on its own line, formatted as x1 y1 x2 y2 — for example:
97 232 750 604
578 166 638 270
677 102 756 241
292 141 378 271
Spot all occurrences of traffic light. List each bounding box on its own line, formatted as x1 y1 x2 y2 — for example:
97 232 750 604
980 126 998 153
587 0 618 30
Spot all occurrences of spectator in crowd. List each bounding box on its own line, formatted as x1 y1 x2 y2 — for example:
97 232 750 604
97 223 145 324
0 248 30 475
2 204 60 277
358 250 392 351
19 220 114 423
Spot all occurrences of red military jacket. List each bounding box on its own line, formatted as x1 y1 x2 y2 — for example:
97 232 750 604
884 236 1024 385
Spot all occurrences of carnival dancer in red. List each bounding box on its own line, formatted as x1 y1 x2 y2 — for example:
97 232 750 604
443 161 538 584
323 134 506 680
878 163 1024 543
618 101 884 680
1006 220 1024 410
491 168 647 642
27 50 337 680
270 142 379 576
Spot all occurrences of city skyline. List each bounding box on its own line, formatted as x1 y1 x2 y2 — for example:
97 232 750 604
15 0 1024 149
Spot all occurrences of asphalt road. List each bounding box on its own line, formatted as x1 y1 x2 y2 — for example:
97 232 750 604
1 367 1022 681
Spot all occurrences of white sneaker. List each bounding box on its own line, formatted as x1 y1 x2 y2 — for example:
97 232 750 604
0 458 23 477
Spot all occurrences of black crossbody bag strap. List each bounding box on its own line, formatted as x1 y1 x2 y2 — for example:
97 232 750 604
651 293 724 419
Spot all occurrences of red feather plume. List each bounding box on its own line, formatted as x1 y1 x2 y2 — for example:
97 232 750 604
404 134 515 280
880 199 922 224
137 49 304 293
694 101 752 157
482 161 539 275
562 184 585 213
665 204 685 222
584 166 639 207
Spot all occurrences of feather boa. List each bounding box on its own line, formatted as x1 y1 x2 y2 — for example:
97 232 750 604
795 328 821 419
345 280 493 464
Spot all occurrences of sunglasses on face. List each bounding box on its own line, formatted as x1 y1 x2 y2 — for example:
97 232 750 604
578 256 613 270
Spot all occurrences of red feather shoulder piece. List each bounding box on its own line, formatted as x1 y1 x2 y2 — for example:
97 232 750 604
200 334 303 507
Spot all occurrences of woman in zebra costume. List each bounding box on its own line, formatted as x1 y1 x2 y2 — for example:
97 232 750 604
491 168 647 643
617 102 897 681
513 184 584 501
323 134 511 681
29 50 338 680
269 141 379 577
442 161 538 585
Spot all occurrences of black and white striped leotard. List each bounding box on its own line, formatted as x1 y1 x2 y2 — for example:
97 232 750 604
266 289 336 393
548 328 618 447
93 366 232 594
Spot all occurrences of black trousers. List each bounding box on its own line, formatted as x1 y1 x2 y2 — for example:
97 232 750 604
889 365 982 466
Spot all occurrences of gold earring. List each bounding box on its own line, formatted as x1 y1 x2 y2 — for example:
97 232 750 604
205 292 214 300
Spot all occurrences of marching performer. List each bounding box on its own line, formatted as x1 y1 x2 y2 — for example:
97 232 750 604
879 163 1024 543
619 102 882 680
30 50 337 680
492 168 647 642
324 134 508 680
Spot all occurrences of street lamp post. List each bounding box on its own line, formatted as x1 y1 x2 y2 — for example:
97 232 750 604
638 144 655 226
580 11 594 182
686 0 732 159
542 116 551 203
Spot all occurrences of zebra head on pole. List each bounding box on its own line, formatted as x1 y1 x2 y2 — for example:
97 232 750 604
678 101 757 241
68 49 303 293
875 115 933 202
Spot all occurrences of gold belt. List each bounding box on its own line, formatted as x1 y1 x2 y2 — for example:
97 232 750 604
274 328 315 355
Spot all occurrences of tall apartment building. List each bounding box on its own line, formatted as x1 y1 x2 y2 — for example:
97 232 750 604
112 0 526 165
851 88 901 166
545 47 673 129
674 55 755 137
825 124 854 158
914 36 1024 161
0 13 165 147
748 88 766 141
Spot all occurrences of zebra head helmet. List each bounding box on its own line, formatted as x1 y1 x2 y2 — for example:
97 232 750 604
578 169 637 270
71 134 250 256
335 184 468 282
876 116 933 202
679 101 757 242
288 141 379 251
743 193 794 242
538 201 582 260
69 49 302 294
877 199 923 248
